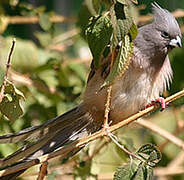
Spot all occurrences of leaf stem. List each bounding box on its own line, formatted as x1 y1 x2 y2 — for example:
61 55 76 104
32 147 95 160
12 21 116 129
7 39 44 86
108 133 143 162
0 38 16 103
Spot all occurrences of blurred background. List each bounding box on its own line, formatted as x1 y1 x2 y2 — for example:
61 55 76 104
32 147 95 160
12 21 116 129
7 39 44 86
0 0 184 179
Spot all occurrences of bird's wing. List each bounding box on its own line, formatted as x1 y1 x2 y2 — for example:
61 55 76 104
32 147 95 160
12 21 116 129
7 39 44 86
87 48 120 83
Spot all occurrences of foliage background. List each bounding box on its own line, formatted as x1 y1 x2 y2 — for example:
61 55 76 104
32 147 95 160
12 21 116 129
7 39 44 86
0 0 184 179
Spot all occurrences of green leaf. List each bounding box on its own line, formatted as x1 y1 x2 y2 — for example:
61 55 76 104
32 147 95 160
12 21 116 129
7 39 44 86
114 144 160 180
77 4 92 38
39 13 52 31
110 1 137 47
101 34 133 88
114 161 153 180
136 144 162 167
114 162 137 180
132 163 153 180
0 80 25 122
86 14 113 68
129 23 138 40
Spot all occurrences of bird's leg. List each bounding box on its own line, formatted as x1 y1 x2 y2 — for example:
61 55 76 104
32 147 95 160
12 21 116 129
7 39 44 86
146 97 167 111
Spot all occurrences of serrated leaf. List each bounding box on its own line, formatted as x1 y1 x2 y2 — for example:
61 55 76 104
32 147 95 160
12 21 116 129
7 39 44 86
39 13 52 31
129 23 138 40
132 163 153 180
0 80 24 122
114 161 153 180
136 144 162 167
86 15 113 68
101 34 133 88
114 162 137 180
110 1 135 48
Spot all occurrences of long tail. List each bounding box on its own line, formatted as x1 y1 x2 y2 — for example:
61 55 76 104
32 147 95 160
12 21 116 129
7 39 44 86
0 104 101 180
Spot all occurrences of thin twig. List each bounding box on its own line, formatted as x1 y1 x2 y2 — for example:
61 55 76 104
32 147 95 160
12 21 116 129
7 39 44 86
7 15 76 24
108 133 143 161
135 118 184 150
154 166 184 176
37 161 48 180
0 89 184 176
5 38 16 78
0 159 39 177
103 86 112 128
103 49 116 128
168 151 184 168
138 9 184 23
0 38 16 103
159 106 184 151
4 9 184 25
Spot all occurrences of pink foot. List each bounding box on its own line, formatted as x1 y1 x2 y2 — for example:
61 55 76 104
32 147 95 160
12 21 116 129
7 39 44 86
146 97 167 111
155 97 166 111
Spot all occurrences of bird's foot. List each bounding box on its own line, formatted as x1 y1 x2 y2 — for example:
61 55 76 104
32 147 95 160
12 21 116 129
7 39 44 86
146 97 167 111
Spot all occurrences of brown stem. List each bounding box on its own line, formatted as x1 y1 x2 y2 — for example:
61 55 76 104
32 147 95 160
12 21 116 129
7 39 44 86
7 16 76 24
135 118 184 150
108 133 143 161
103 49 115 128
5 38 16 79
0 38 16 103
0 89 184 176
37 161 48 180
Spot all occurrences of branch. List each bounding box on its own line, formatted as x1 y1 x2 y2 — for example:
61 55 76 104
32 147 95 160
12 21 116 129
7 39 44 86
7 15 76 24
37 161 48 180
108 133 143 161
159 111 184 151
135 118 184 150
5 9 184 25
154 166 184 176
0 89 184 177
103 49 115 128
138 9 184 23
0 38 16 103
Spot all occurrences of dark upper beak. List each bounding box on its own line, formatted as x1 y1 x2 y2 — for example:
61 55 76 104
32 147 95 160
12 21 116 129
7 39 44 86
169 35 182 48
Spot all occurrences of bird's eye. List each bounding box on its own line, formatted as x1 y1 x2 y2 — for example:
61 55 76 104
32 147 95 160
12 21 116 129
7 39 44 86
161 31 169 38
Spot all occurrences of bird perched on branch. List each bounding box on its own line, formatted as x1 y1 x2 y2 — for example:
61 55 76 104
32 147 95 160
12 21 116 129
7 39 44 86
0 2 182 179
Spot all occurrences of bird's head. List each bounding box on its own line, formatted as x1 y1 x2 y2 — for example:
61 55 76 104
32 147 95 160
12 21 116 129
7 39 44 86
151 2 182 52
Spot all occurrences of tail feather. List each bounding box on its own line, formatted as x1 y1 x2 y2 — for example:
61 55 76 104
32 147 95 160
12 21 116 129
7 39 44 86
0 106 88 144
0 104 100 179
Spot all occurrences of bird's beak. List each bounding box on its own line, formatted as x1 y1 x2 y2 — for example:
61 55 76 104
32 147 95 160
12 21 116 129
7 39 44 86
169 35 182 48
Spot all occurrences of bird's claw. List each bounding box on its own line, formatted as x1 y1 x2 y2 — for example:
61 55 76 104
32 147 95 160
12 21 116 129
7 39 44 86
155 97 167 111
146 97 167 111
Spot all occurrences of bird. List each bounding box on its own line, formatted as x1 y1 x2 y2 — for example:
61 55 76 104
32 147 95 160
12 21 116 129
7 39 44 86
0 2 182 179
